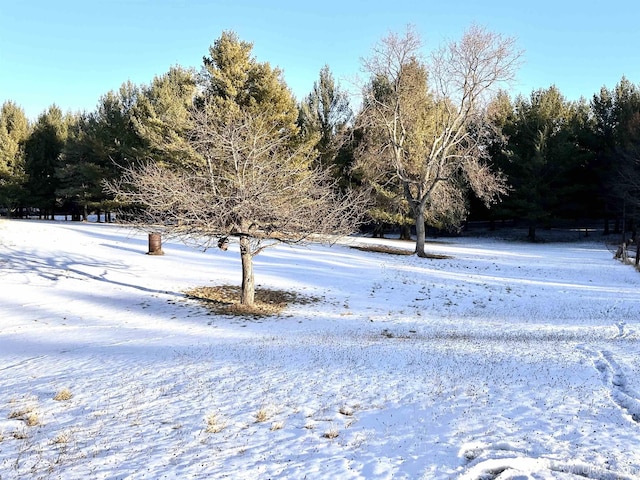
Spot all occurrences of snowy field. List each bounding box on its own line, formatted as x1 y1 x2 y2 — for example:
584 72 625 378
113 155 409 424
1 219 640 480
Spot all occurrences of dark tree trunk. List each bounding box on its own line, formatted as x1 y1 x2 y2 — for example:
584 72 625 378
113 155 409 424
372 224 384 238
239 235 255 305
415 208 427 257
399 224 411 240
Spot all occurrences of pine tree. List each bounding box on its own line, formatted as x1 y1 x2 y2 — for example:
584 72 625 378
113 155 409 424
298 65 352 170
24 105 69 218
131 66 198 168
0 101 30 215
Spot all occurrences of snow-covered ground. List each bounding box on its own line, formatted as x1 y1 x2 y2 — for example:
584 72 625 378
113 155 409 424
1 219 639 479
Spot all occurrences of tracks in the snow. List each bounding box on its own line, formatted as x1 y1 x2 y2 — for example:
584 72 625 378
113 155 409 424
578 344 640 424
456 327 640 479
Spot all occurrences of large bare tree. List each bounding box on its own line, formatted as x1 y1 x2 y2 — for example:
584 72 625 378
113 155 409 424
107 107 365 305
357 25 521 256
107 32 365 306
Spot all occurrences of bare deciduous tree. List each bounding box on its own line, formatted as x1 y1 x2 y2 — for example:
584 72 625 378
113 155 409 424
357 25 521 256
106 107 366 305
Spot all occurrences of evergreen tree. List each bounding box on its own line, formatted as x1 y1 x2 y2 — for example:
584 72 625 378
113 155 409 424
498 86 591 240
131 66 199 168
92 83 146 170
200 30 299 136
23 105 69 217
0 101 30 215
611 77 640 237
56 113 115 220
589 77 640 236
298 65 353 170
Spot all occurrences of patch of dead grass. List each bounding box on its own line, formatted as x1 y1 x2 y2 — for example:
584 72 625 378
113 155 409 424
184 285 320 318
350 244 451 259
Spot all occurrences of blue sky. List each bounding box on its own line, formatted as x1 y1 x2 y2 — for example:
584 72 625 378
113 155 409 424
2 0 640 121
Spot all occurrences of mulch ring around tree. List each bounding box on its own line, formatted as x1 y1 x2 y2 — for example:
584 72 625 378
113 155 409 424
184 285 321 318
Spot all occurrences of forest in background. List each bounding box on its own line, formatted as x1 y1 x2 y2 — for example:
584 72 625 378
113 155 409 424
1 29 640 243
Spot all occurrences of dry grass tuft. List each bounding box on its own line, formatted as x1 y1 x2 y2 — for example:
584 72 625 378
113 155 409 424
254 407 271 423
8 409 28 420
25 412 40 427
350 244 414 256
9 407 37 424
8 405 41 427
339 406 355 416
205 413 226 434
53 388 73 401
322 426 340 439
185 285 320 318
270 421 284 431
53 431 72 444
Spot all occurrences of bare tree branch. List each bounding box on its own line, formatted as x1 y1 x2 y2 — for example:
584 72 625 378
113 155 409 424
105 107 368 305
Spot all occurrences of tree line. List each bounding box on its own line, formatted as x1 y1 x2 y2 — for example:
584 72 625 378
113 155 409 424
1 27 640 247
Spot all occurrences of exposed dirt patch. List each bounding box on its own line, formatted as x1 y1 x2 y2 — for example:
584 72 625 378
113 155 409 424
184 285 321 318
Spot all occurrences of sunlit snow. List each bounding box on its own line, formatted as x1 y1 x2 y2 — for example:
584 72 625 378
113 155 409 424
1 219 639 479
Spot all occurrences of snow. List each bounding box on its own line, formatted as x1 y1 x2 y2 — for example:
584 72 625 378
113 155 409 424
1 219 640 479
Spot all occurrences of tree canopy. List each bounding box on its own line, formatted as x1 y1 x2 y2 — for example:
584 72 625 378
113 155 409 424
3 26 640 246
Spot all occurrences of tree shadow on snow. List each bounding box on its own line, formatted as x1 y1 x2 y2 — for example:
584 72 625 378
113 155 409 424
0 244 181 297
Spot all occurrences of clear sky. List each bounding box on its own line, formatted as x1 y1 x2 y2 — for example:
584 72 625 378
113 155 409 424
2 0 640 121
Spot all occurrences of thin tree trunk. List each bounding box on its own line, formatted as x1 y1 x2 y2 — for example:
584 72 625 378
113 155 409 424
415 208 427 257
399 224 411 240
239 235 255 305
